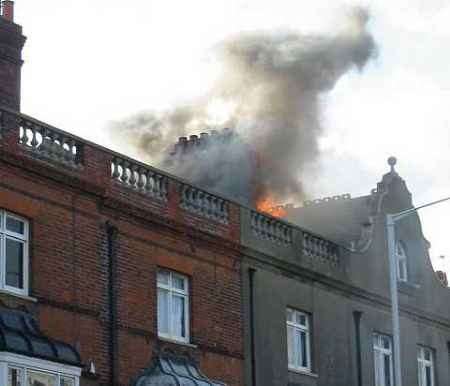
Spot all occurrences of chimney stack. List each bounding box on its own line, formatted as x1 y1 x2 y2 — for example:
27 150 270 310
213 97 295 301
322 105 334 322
1 1 14 22
0 0 25 110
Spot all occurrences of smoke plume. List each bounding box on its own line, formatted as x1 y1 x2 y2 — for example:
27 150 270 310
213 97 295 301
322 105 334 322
109 6 376 206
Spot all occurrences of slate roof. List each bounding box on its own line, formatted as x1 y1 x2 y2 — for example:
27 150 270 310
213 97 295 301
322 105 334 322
134 353 226 386
286 160 413 252
0 306 82 367
286 195 373 247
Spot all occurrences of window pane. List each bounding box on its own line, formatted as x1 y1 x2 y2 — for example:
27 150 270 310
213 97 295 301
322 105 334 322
300 330 308 368
374 350 381 386
172 275 185 291
418 363 424 386
424 349 431 361
287 325 294 366
287 309 294 323
384 353 392 386
27 370 57 386
172 295 186 338
60 377 75 386
6 216 25 235
382 336 391 350
8 368 23 386
425 366 432 386
6 238 24 289
157 288 169 335
293 329 301 367
157 270 170 285
295 313 306 327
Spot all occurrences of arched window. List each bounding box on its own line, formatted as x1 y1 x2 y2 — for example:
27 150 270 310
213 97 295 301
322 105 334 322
396 241 408 282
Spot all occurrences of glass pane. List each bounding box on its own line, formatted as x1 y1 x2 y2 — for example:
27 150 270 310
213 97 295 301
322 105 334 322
374 351 381 386
293 329 301 367
6 238 24 289
60 377 75 386
6 216 25 235
172 275 185 291
425 366 432 386
382 336 391 350
424 349 431 361
418 363 424 386
27 370 57 386
8 368 23 386
157 288 169 335
297 313 307 327
172 295 186 338
287 325 294 365
300 331 308 368
384 353 392 386
286 309 294 323
157 270 170 285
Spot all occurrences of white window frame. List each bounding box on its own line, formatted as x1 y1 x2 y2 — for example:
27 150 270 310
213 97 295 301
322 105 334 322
373 333 394 386
396 241 408 282
0 210 29 296
0 352 81 386
286 308 312 373
418 346 435 386
157 268 190 343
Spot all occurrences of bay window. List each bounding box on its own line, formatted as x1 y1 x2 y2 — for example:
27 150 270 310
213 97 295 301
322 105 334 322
1 353 80 386
0 210 29 295
157 268 189 343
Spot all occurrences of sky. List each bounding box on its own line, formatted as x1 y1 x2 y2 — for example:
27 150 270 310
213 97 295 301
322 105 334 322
14 0 450 273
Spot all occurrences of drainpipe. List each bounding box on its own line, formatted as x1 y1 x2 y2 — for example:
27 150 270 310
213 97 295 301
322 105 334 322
106 222 118 386
353 311 363 386
248 268 257 386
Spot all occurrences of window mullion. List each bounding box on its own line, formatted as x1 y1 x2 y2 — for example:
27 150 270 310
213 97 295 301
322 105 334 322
1 233 4 289
168 288 173 338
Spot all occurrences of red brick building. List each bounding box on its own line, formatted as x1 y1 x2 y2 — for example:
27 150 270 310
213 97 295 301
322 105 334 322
0 3 243 385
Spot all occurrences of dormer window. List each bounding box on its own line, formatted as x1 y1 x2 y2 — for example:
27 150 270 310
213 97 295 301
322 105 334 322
396 241 408 282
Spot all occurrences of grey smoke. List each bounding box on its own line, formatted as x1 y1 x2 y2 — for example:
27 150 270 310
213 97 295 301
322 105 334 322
109 6 376 206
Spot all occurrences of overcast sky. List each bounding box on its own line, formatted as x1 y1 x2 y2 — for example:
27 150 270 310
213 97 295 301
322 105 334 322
14 0 450 273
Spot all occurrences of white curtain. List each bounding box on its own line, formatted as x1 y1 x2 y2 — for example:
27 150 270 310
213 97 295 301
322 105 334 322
158 288 169 335
172 295 185 338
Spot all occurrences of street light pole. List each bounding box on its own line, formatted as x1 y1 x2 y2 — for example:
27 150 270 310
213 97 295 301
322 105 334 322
386 187 450 386
386 213 402 386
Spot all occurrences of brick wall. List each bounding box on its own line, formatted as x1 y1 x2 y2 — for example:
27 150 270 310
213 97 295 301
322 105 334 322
0 132 244 386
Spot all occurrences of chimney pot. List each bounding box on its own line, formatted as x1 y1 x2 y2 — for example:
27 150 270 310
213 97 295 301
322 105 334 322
1 1 14 22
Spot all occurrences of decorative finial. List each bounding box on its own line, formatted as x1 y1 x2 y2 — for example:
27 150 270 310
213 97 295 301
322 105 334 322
387 156 397 173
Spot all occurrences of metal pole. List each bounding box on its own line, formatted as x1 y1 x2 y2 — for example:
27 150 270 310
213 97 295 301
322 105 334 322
386 214 402 386
392 196 450 221
386 195 450 386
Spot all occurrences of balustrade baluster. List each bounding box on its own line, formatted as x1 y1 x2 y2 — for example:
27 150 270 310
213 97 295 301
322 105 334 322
129 165 138 188
111 158 121 179
121 161 130 184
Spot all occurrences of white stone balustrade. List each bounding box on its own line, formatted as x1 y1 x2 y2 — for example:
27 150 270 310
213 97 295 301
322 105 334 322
302 232 339 265
0 109 83 167
251 212 293 245
111 157 169 202
180 185 229 224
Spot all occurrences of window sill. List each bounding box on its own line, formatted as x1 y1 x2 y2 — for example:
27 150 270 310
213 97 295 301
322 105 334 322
398 281 420 295
288 367 318 378
0 289 37 302
158 336 198 349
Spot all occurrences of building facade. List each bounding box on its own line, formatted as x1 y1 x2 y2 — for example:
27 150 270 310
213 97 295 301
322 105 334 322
1 3 450 386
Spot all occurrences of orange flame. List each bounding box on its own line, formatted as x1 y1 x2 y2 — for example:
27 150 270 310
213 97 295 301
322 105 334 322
256 195 287 218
